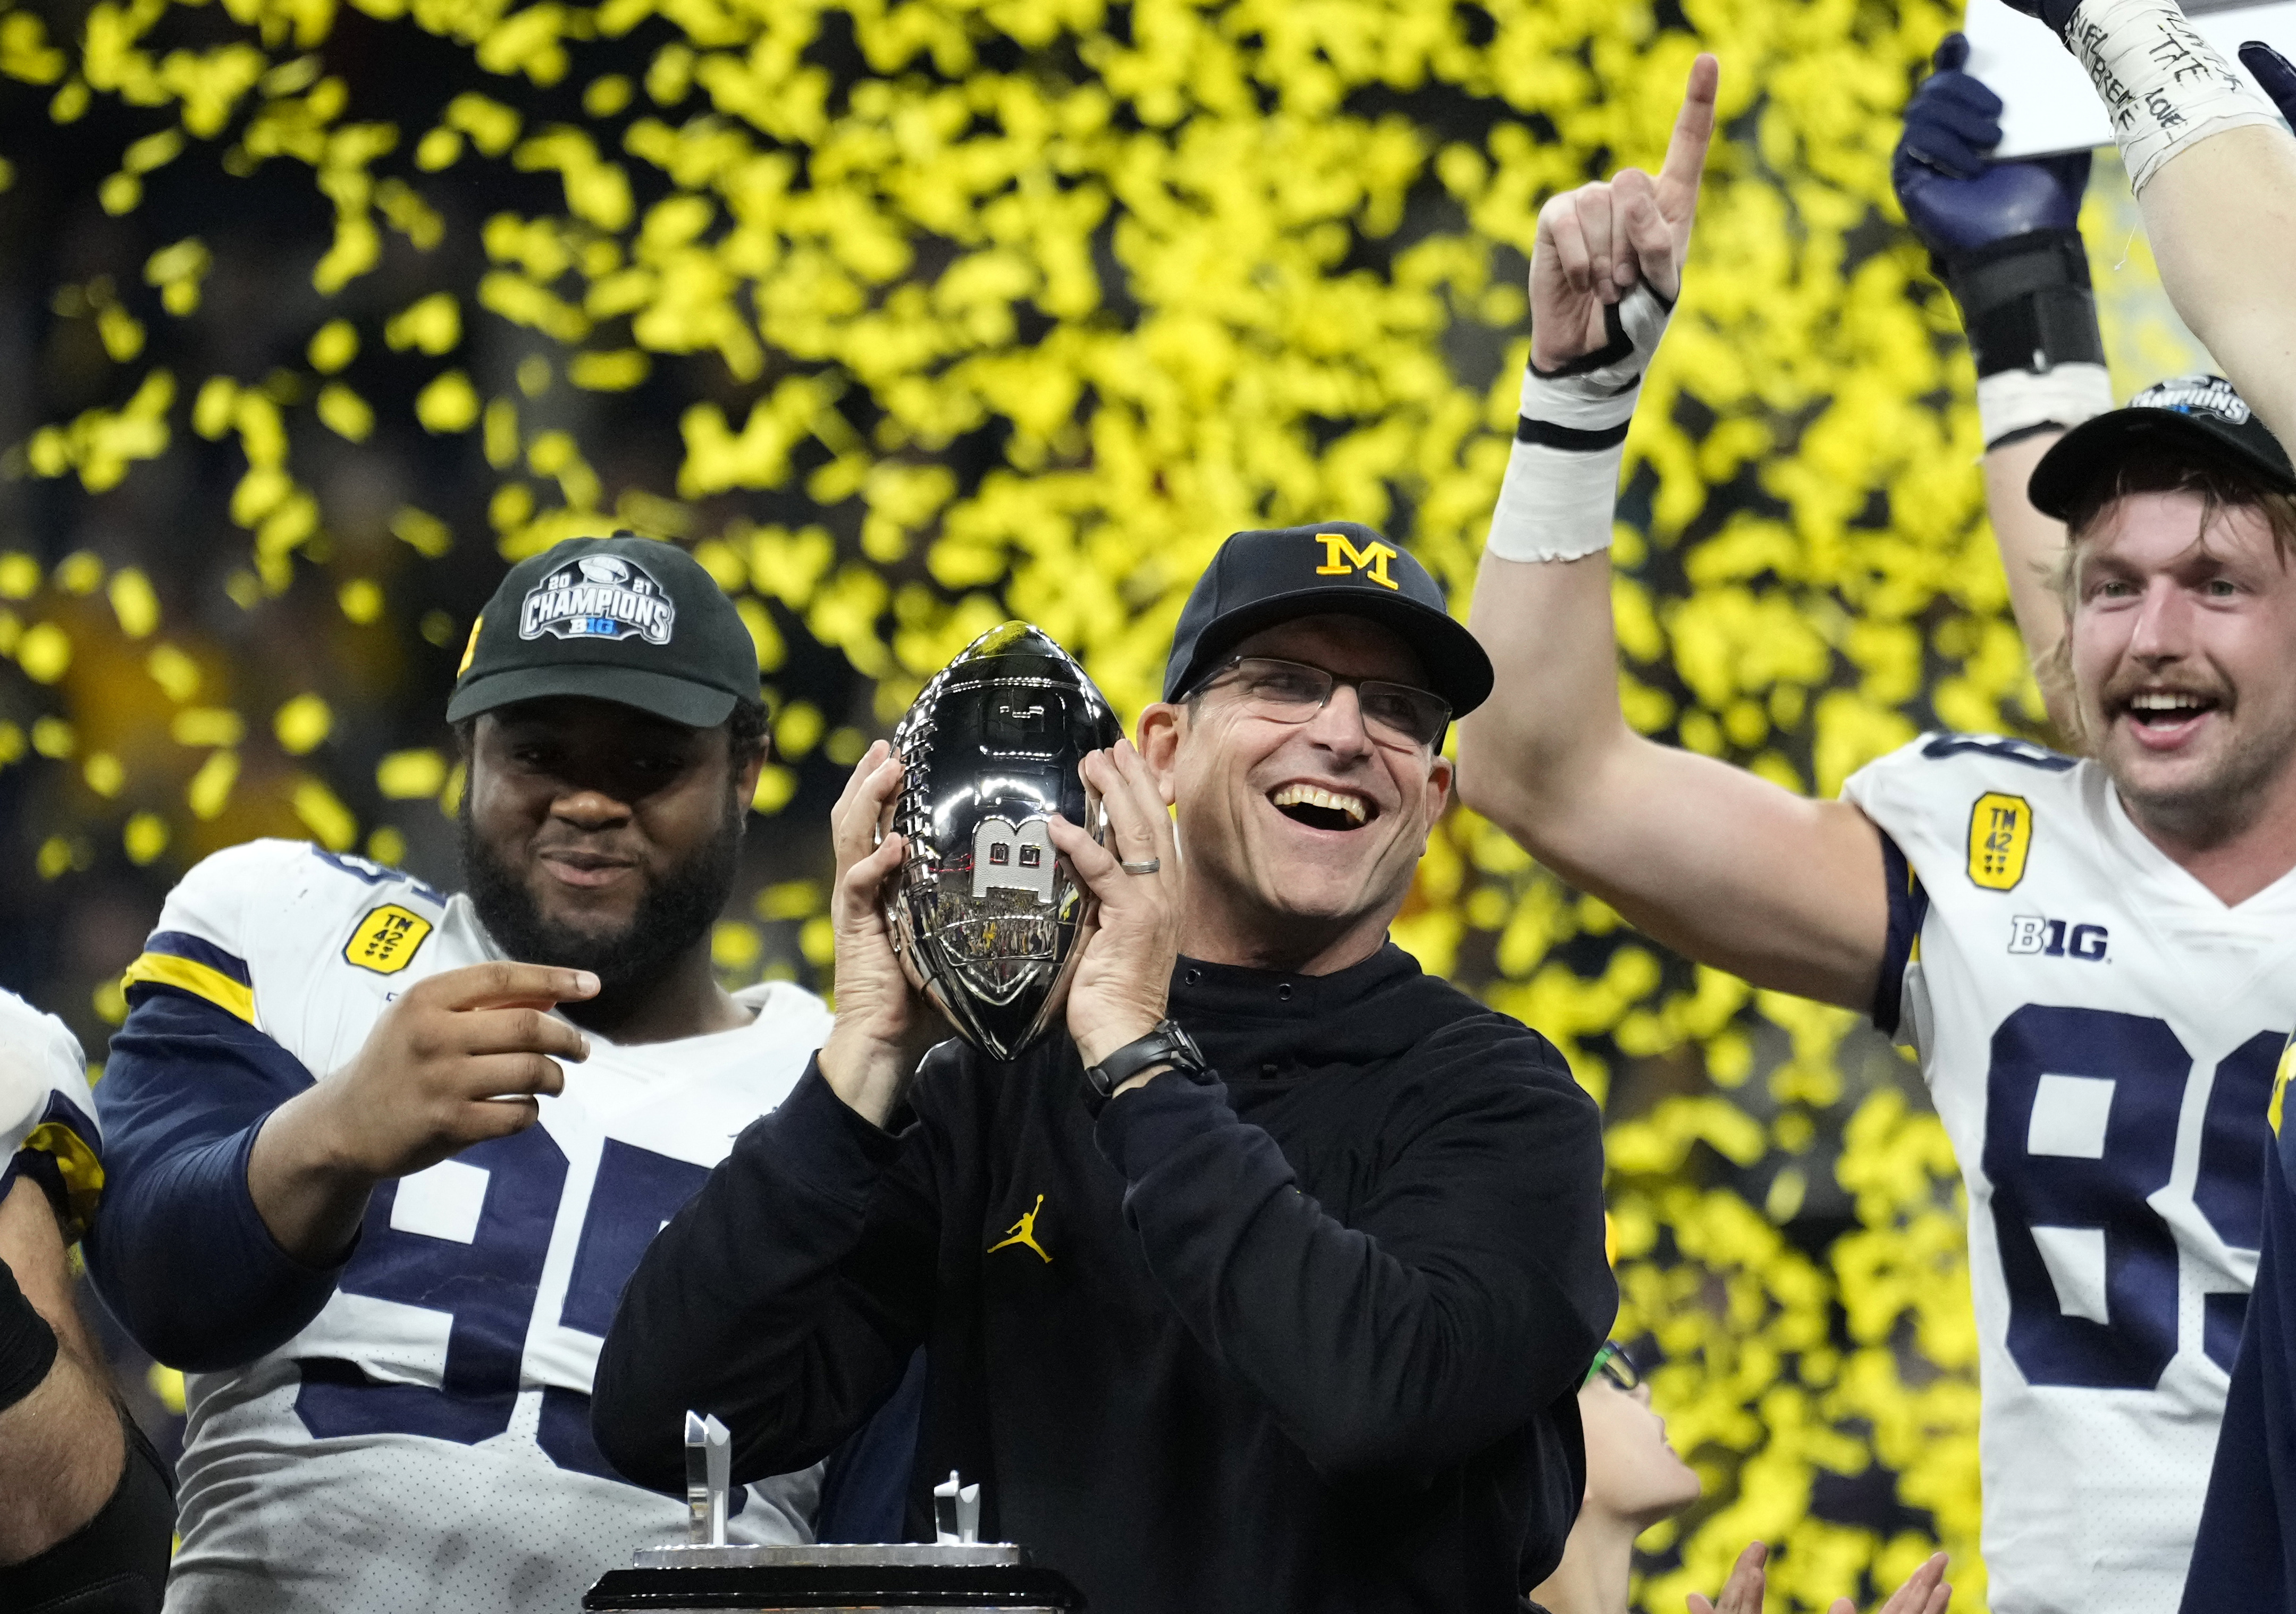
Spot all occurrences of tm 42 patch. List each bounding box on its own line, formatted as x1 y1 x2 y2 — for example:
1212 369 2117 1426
345 904 433 975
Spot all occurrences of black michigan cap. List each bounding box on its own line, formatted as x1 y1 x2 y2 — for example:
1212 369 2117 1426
1163 522 1494 716
2030 374 2296 521
447 532 762 728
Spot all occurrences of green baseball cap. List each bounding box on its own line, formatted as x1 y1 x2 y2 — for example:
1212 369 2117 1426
445 532 762 728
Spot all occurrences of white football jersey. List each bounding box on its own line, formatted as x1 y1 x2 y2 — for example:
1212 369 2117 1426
120 839 832 1614
1846 736 2296 1614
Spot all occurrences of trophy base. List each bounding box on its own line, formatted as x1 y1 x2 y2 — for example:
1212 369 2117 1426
632 1544 1028 1569
583 1542 1085 1612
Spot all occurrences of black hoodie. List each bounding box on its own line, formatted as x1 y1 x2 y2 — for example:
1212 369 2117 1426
594 942 1614 1613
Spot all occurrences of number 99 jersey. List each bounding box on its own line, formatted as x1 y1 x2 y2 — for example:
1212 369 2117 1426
86 840 834 1614
1843 734 2296 1614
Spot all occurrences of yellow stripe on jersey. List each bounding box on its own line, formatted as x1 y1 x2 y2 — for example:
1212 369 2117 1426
121 951 256 1024
2272 1040 2295 1137
21 1118 104 1237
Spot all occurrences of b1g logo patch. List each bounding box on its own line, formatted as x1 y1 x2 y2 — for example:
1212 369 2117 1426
345 905 433 975
1967 792 2032 891
519 554 675 645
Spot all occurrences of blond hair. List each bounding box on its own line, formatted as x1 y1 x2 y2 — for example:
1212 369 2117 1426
2041 439 2296 747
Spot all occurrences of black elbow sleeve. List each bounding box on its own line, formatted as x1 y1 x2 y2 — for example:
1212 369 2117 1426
0 1411 177 1613
0 1256 58 1414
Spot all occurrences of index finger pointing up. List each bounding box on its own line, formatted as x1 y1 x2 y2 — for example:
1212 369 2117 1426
1655 53 1720 224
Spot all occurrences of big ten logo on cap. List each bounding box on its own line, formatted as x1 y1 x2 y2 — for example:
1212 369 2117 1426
1314 530 1399 590
1967 792 2033 891
345 904 434 975
520 554 676 645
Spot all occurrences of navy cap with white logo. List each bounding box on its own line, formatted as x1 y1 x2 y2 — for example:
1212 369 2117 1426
446 532 762 728
1163 522 1494 716
2029 374 2296 521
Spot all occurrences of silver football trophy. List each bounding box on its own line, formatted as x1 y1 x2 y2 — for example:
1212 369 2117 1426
884 621 1124 1061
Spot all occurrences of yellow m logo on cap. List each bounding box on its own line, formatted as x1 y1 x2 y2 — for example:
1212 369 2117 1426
1314 531 1399 590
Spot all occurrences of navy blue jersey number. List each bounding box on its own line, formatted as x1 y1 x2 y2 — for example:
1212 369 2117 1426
1983 1006 2272 1389
297 1129 713 1490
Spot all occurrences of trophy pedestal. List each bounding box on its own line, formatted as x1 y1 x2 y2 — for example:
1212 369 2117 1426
581 1543 1086 1612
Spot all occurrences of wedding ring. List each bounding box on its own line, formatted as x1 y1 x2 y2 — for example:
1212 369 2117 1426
1118 858 1161 875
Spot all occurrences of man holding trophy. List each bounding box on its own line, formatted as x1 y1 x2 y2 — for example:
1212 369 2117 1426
593 529 1616 1614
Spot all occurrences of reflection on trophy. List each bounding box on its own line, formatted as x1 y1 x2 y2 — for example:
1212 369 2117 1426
885 621 1124 1061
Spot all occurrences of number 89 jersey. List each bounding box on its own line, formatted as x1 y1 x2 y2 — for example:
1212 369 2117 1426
1845 735 2296 1614
92 840 833 1614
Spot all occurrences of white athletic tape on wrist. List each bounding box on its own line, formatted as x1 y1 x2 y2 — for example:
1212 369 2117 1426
2063 0 2280 194
1485 435 1625 562
1486 282 1670 563
1977 362 2115 450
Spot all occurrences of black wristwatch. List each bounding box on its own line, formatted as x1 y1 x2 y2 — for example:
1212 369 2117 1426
1083 1019 1208 1098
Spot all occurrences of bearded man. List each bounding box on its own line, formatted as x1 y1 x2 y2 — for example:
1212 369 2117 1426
86 534 838 1613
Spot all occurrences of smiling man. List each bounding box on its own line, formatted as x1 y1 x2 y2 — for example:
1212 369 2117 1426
1456 54 2296 1614
592 523 1617 1614
83 534 836 1614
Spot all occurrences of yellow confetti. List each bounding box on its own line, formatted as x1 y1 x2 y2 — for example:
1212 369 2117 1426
108 568 159 638
338 578 384 623
187 749 238 819
273 693 332 754
414 369 480 432
290 776 356 850
16 621 70 683
307 318 358 373
316 381 373 441
384 292 460 354
375 748 447 798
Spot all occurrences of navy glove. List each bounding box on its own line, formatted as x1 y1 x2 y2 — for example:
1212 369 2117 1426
2241 40 2296 126
1895 35 2090 258
1996 0 2082 35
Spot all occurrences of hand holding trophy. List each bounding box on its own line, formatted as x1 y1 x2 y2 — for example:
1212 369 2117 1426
821 621 1125 1122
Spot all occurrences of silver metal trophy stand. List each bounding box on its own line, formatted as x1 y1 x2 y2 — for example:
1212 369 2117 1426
579 1417 1084 1612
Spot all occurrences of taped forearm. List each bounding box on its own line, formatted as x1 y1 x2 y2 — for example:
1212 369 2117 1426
1486 283 1672 564
2050 0 2281 193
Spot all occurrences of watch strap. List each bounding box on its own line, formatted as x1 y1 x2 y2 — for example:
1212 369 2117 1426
1084 1019 1206 1098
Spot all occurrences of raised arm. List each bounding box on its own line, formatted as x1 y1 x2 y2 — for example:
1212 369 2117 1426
1456 56 1890 1013
2141 108 2296 447
1996 1 2296 446
1893 34 2116 738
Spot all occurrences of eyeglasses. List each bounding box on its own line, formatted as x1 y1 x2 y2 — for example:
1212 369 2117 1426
1584 1340 1640 1393
1192 656 1452 751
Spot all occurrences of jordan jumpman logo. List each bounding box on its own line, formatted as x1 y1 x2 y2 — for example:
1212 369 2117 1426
987 1194 1051 1263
